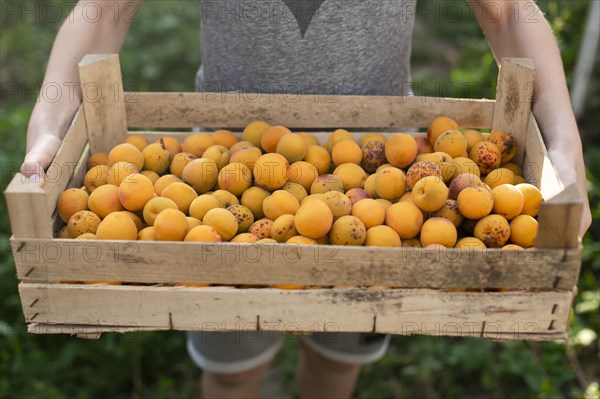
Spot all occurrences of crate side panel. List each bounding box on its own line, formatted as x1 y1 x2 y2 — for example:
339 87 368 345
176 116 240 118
4 174 53 239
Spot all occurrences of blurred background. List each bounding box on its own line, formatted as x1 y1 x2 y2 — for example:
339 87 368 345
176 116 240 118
1 1 598 398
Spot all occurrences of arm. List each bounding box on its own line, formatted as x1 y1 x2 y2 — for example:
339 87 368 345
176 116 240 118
470 0 592 237
22 0 141 182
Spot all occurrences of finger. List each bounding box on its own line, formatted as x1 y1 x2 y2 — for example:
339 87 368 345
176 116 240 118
20 134 63 185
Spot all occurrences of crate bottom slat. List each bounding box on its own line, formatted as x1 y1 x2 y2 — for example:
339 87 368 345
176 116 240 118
20 283 573 342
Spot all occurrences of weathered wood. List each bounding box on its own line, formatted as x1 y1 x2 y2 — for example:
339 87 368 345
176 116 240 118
18 283 572 341
43 106 88 215
536 185 584 249
79 54 128 153
492 58 536 167
4 174 53 239
11 238 580 289
65 143 90 190
124 93 495 129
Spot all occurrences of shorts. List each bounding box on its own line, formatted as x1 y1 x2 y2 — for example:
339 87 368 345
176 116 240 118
187 331 390 374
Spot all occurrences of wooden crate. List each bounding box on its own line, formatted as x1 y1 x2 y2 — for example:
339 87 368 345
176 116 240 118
5 55 583 341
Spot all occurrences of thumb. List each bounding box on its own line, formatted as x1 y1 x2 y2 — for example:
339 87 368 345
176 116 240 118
21 133 63 186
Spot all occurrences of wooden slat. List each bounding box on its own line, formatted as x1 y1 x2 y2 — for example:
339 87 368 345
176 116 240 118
65 143 90 190
124 93 495 129
43 106 88 215
18 283 572 341
4 174 53 239
79 54 128 153
11 238 580 289
536 185 584 249
492 58 536 166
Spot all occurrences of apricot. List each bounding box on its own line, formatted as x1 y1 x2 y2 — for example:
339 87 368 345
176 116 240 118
503 162 522 177
229 146 262 170
469 141 501 175
287 161 318 191
286 236 317 245
57 225 70 239
416 151 452 165
295 200 333 238
271 214 298 242
67 210 101 238
484 168 516 189
449 173 482 200
462 129 484 152
434 130 467 158
212 190 240 207
363 174 378 198
203 208 238 241
402 238 422 248
137 226 155 240
299 132 320 147
432 199 463 228
375 198 393 211
492 184 524 220
231 233 259 243
261 125 291 153
189 194 224 220
415 136 434 155
217 162 252 196
359 133 386 148
514 175 526 185
58 188 89 223
304 145 332 175
158 137 183 158
182 158 219 194
140 170 159 184
153 208 189 241
241 186 271 219
516 183 543 217
360 140 387 173
474 215 511 248
329 215 366 246
509 215 538 248
75 233 97 240
406 161 441 190
301 193 327 205
88 152 108 169
332 140 361 166
488 130 517 164
450 157 481 179
310 174 344 194
84 165 109 193
182 133 215 157
427 116 459 146
88 184 124 219
398 192 416 204
96 211 138 240
227 204 255 233
323 191 352 220
282 182 308 203
257 238 277 243
503 244 524 250
364 225 401 247
385 133 417 168
212 129 238 149
385 202 423 239
346 188 371 206
326 129 354 152
457 186 493 220
203 145 231 170
108 143 144 170
186 216 202 230
351 199 385 228
118 173 155 211
242 121 271 149
253 153 289 190
143 197 178 225
153 174 182 196
121 210 144 232
263 190 300 220
107 161 138 186
333 163 367 192
455 237 487 249
184 225 222 242
170 152 197 179
124 135 148 151
276 133 307 163
420 217 457 248
141 142 170 174
412 176 448 212
248 218 274 239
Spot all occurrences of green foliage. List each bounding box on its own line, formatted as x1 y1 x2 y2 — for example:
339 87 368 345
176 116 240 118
0 0 598 398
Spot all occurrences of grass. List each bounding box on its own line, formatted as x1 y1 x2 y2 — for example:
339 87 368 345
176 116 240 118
1 1 599 398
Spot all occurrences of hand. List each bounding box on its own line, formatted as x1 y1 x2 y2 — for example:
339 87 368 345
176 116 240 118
20 125 63 186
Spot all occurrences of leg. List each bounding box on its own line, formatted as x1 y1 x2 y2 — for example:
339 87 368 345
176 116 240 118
297 340 361 399
201 358 273 399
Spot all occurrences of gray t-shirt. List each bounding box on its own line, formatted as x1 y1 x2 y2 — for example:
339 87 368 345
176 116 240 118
196 0 416 96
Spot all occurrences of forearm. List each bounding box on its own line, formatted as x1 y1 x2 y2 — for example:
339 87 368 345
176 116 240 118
28 0 140 151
